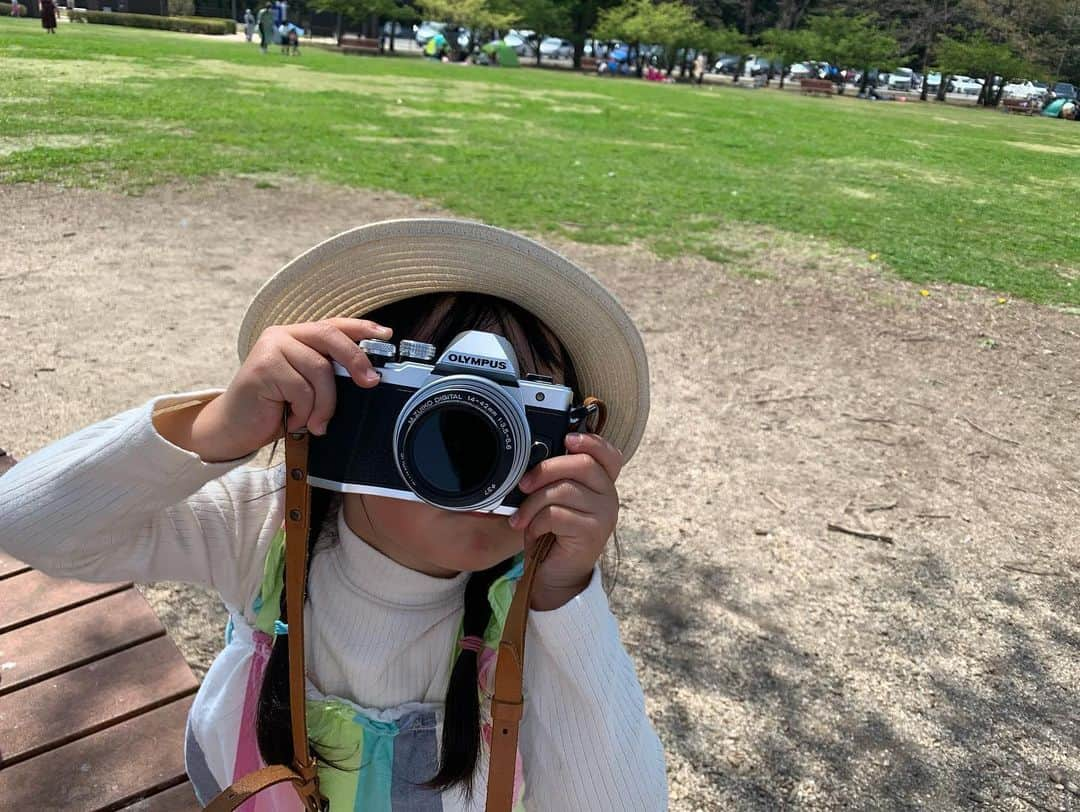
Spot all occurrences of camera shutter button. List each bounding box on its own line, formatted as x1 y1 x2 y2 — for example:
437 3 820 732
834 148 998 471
359 339 396 367
527 441 550 469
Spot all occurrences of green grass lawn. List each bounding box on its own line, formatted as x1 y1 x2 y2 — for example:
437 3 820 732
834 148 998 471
4 19 1080 305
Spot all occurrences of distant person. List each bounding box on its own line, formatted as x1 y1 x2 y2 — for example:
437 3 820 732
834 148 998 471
9 0 20 17
40 0 57 33
243 8 255 42
423 31 447 60
273 0 286 27
287 25 299 55
256 2 273 54
692 52 706 85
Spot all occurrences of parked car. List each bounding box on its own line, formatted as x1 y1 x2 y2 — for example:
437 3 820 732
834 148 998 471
538 37 574 60
501 31 531 56
950 76 983 95
713 54 741 75
381 21 409 38
745 55 773 75
788 62 814 79
1003 80 1047 101
414 21 445 47
1050 82 1078 101
888 67 915 90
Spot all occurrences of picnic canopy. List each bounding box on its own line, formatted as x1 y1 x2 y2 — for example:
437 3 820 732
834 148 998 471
482 41 520 67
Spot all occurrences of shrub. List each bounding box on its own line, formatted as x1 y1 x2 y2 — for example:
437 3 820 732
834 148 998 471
68 10 236 35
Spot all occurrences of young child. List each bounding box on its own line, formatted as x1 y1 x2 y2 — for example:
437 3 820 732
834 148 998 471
0 220 667 810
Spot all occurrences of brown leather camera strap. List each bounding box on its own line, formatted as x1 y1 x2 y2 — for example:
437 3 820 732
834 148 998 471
205 426 325 812
485 396 608 811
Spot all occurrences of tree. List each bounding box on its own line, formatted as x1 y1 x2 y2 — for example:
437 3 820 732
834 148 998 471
937 34 1030 106
596 0 726 77
807 12 899 93
315 0 402 43
515 0 572 65
417 0 519 53
760 26 818 87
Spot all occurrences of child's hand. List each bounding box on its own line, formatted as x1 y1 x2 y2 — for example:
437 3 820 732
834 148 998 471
508 432 624 611
188 319 392 462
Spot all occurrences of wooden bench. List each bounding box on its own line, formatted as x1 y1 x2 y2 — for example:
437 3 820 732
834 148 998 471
580 56 597 72
339 35 381 56
0 499 200 811
1001 97 1036 115
800 77 835 96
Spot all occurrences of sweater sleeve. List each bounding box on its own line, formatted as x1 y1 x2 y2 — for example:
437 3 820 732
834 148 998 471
0 391 285 609
520 569 669 811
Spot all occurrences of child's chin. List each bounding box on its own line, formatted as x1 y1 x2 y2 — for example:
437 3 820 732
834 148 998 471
452 534 523 572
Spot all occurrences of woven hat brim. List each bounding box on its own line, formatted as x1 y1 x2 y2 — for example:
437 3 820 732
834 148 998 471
237 219 649 462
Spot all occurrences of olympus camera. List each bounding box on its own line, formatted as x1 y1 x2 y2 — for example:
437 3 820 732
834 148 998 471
307 330 588 515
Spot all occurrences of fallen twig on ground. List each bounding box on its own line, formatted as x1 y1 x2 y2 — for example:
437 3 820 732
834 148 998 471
751 393 828 405
761 492 787 512
841 412 896 425
827 523 894 544
1002 563 1062 577
865 501 898 512
960 415 1020 446
915 513 951 519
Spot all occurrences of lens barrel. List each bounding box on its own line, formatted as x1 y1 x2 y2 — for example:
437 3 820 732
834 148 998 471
393 375 530 512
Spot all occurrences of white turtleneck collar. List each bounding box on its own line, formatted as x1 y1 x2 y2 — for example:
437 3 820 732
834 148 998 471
329 501 469 610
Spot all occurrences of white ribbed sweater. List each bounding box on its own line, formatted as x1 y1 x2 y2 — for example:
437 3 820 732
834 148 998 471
0 392 668 811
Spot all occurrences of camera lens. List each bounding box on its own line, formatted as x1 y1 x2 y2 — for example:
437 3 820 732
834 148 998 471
394 376 530 512
408 406 500 495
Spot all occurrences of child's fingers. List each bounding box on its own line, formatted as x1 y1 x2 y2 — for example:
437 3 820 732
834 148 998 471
523 504 601 545
274 362 316 432
509 479 597 531
518 452 611 497
279 339 336 435
562 432 624 483
285 320 384 388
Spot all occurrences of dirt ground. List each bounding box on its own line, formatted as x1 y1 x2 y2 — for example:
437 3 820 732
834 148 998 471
1 179 1078 811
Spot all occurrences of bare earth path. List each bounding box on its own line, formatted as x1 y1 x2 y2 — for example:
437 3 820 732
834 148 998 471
1 180 1077 810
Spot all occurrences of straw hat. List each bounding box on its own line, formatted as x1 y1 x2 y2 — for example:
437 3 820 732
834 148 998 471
238 219 650 462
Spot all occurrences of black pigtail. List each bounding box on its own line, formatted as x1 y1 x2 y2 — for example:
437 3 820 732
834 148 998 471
427 557 515 795
256 485 334 767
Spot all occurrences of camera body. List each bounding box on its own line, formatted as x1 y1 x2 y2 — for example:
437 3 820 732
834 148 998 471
307 330 575 515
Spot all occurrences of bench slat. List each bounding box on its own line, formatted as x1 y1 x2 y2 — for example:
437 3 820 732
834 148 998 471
0 696 193 811
0 549 31 579
0 588 165 695
0 635 198 765
0 570 130 634
119 781 199 810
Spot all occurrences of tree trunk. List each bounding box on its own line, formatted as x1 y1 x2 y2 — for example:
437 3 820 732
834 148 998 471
634 41 643 78
778 62 785 90
335 12 342 45
859 69 870 96
919 42 931 101
743 0 753 34
389 25 395 53
936 74 948 101
992 75 1005 107
536 33 542 67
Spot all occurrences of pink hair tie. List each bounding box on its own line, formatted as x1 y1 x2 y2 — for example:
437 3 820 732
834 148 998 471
459 635 485 654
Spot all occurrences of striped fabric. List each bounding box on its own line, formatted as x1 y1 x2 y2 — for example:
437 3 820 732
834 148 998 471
187 526 526 811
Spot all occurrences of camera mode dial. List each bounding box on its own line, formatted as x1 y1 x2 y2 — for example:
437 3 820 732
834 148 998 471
359 339 396 367
399 340 438 363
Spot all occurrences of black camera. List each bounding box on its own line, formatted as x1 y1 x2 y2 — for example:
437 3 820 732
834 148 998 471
307 330 581 515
